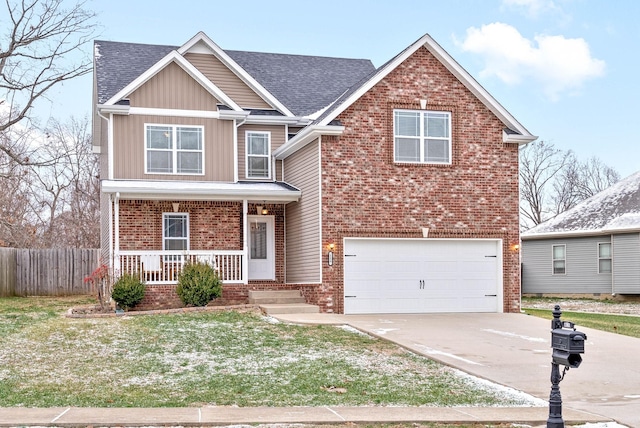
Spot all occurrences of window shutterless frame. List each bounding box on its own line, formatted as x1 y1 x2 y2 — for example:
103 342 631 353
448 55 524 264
393 109 452 164
162 213 189 252
598 242 612 274
245 131 271 179
552 244 566 275
144 124 204 175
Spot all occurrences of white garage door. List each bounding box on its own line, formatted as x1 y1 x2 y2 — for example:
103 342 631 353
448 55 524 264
343 238 502 314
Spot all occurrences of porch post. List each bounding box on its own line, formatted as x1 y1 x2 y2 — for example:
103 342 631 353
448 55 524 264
242 199 248 284
113 192 120 275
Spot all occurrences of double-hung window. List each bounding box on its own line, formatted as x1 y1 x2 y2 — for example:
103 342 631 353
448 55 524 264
552 244 566 275
163 213 189 252
394 110 451 164
246 131 271 179
146 124 204 174
598 243 612 274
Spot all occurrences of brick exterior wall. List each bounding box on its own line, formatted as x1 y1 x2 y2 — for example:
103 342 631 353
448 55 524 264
117 200 292 309
319 46 521 314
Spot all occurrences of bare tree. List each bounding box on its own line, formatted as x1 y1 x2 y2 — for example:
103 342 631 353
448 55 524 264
29 115 98 247
520 140 621 230
0 0 97 164
519 140 572 228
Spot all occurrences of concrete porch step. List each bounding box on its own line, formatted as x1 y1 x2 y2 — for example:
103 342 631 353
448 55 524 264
248 290 305 305
259 303 320 315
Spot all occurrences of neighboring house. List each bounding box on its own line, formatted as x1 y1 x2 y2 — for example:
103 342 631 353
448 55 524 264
521 171 640 296
93 32 536 314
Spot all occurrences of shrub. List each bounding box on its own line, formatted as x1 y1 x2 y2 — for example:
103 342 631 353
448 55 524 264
176 261 222 306
111 273 145 310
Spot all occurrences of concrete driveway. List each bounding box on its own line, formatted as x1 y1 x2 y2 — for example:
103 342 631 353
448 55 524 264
275 312 640 427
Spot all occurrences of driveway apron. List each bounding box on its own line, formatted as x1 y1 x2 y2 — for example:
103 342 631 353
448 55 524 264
279 312 640 427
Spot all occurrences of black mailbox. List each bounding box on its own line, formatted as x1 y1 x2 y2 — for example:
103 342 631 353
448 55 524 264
551 323 586 369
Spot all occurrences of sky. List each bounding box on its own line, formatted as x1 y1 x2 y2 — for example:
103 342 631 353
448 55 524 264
25 0 640 178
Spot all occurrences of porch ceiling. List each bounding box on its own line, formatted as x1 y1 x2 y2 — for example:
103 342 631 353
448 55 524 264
101 179 301 202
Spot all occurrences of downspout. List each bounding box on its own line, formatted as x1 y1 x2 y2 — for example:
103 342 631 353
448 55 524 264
235 116 248 183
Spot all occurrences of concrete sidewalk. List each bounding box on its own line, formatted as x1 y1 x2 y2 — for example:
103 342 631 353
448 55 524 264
0 405 607 426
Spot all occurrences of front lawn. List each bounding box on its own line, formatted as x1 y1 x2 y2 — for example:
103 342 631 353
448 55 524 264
0 296 538 408
523 307 640 339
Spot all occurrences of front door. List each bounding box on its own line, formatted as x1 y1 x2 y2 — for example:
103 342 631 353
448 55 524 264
248 215 275 280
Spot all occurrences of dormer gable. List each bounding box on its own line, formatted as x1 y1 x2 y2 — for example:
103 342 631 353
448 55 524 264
178 32 294 116
102 50 242 112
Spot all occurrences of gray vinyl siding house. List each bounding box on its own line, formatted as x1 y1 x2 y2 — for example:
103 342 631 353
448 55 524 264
521 170 640 296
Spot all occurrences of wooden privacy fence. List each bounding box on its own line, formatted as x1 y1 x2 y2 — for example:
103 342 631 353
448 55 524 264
0 248 100 297
0 248 17 297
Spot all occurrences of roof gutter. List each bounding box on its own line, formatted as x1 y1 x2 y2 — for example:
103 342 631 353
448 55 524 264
274 124 345 160
522 227 640 240
503 131 537 145
97 104 130 115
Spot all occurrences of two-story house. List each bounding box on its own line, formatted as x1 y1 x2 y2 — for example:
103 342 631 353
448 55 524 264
93 32 536 314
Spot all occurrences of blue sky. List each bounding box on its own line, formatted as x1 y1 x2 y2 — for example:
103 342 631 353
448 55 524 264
42 0 640 177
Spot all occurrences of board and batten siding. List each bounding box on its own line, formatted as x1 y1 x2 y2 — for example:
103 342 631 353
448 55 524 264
612 233 640 294
238 124 286 181
522 236 612 294
112 115 234 181
284 139 321 283
128 62 220 110
184 53 271 110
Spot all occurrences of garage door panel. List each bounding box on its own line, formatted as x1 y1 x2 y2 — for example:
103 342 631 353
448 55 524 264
344 238 501 314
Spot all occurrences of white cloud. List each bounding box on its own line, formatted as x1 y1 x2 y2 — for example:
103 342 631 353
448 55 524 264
501 0 560 18
458 23 606 101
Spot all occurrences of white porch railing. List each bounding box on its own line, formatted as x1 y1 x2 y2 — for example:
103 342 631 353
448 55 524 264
116 250 245 284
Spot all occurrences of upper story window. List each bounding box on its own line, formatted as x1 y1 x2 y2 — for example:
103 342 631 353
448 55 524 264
163 213 189 251
246 131 271 179
552 244 566 275
146 124 204 175
393 110 451 164
598 242 612 274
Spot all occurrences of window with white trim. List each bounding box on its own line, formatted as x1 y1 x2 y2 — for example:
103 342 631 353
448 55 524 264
552 244 566 275
393 110 451 164
163 213 189 251
146 124 203 174
246 131 271 178
598 242 612 274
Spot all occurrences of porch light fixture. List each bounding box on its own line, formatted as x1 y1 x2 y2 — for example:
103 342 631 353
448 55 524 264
327 243 335 266
261 202 268 215
172 202 179 213
512 243 520 252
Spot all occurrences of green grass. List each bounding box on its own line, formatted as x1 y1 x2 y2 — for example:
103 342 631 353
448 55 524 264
0 296 535 408
523 308 640 338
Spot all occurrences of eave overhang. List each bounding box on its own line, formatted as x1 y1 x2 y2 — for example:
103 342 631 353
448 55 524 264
521 227 640 240
273 124 345 160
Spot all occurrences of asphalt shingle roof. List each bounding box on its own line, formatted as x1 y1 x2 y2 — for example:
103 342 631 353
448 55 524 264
94 40 375 116
522 170 640 236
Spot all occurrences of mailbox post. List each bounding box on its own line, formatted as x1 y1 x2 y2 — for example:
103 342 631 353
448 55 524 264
547 305 587 428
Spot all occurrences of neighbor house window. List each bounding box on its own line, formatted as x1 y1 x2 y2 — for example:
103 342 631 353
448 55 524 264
163 213 189 252
552 244 566 275
598 243 612 274
246 131 271 178
394 110 451 164
146 124 203 174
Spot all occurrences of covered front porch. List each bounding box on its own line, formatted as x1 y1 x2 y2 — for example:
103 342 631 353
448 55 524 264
103 180 301 286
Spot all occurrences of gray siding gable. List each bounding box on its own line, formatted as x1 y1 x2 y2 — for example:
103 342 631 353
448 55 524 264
612 233 640 294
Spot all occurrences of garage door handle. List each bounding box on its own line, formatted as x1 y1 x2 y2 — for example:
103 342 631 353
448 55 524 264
345 295 357 298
